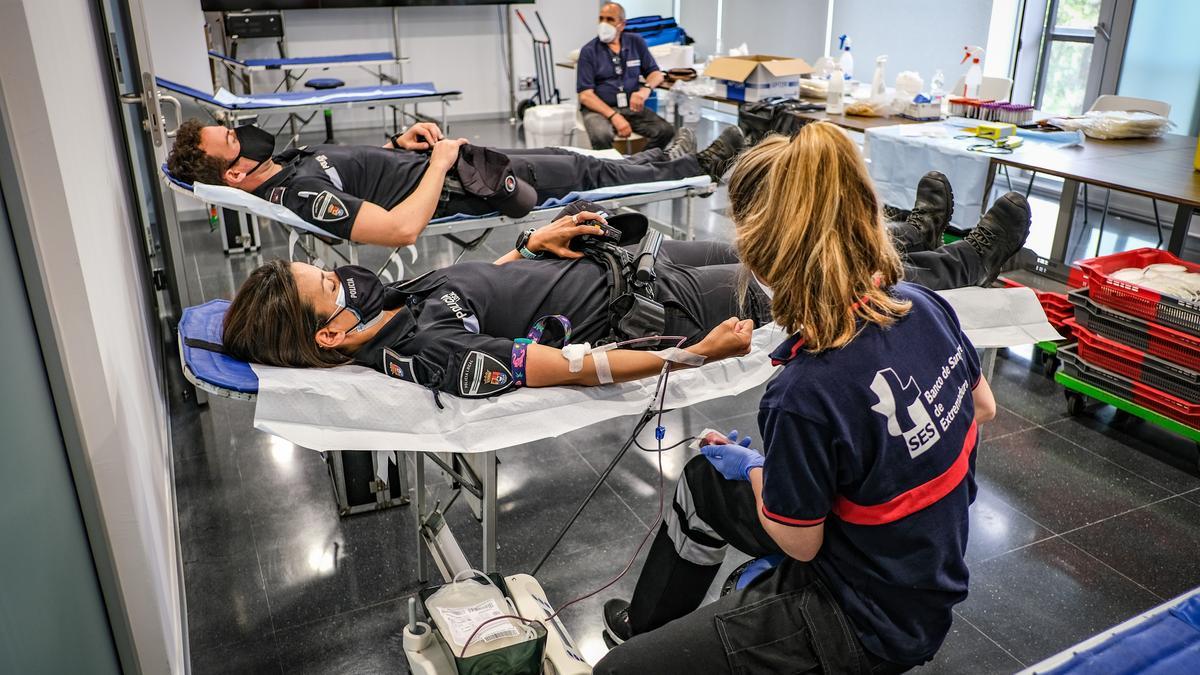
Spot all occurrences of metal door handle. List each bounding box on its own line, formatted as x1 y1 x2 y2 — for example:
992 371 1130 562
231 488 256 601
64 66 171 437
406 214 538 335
158 93 182 138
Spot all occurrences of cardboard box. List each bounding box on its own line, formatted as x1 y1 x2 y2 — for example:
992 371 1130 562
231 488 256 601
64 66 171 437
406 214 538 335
704 55 813 102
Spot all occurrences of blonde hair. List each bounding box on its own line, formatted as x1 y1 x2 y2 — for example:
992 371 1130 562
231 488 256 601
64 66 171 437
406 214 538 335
730 122 910 352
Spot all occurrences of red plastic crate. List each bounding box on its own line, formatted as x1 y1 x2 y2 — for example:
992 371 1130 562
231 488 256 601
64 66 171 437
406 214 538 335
1059 346 1200 428
1069 290 1200 371
1067 319 1200 401
1075 248 1200 335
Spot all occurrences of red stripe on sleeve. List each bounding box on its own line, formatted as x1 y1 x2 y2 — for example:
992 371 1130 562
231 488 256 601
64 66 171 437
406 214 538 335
761 506 826 527
832 421 978 526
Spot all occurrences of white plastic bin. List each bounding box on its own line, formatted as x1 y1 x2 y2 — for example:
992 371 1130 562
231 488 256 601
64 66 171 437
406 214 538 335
523 103 577 148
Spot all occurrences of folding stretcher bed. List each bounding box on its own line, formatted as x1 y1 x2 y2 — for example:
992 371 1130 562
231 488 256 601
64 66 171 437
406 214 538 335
160 162 715 272
177 288 1059 579
155 77 461 129
1022 587 1200 674
208 49 407 73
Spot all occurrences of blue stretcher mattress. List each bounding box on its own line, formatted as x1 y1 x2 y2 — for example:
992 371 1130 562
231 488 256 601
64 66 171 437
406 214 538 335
1045 593 1200 674
209 50 396 68
179 299 259 395
155 77 455 110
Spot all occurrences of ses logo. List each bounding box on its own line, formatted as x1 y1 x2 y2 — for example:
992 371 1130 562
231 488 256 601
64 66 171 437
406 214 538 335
869 368 940 458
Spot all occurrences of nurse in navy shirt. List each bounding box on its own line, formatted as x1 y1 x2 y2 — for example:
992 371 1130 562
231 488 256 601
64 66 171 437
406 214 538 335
596 123 999 674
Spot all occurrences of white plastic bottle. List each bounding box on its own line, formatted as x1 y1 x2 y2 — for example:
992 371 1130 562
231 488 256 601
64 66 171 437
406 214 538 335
838 34 854 80
871 55 888 98
827 66 845 115
930 69 946 102
960 45 984 98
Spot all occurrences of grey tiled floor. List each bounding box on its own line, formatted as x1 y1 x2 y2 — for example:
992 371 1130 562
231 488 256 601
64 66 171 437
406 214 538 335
170 118 1200 674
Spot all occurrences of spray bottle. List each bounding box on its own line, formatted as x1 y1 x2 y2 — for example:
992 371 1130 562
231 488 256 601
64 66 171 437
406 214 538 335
871 55 888 98
960 45 984 98
837 34 854 80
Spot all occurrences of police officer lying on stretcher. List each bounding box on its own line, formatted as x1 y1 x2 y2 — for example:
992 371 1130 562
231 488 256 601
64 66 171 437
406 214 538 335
165 119 743 248
218 172 1030 402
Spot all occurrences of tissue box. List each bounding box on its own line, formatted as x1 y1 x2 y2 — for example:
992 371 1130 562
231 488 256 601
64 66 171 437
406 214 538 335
899 100 944 121
704 54 813 102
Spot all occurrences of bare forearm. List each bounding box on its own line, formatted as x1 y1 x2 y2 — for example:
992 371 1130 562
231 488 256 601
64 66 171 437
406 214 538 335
525 342 703 387
493 250 522 265
644 71 664 89
386 165 448 242
749 468 823 561
579 90 615 117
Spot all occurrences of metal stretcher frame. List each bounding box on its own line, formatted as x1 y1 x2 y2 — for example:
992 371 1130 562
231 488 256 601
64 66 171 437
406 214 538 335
176 294 784 578
161 165 715 274
176 285 1030 580
208 50 409 73
179 325 497 576
154 77 461 129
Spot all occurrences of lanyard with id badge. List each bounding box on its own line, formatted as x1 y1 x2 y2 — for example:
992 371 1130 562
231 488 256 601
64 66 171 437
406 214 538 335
611 52 628 108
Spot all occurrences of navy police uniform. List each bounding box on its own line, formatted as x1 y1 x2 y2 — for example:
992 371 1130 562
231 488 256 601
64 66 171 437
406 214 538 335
597 282 982 674
251 144 703 240
577 32 676 150
349 240 768 401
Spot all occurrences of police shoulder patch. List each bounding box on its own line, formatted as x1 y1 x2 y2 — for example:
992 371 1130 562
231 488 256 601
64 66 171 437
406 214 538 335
312 190 349 222
382 348 420 384
458 350 513 398
269 186 286 204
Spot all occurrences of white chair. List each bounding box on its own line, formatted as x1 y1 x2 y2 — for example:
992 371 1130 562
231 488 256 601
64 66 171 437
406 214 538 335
1081 96 1172 254
950 75 1014 101
1089 94 1171 117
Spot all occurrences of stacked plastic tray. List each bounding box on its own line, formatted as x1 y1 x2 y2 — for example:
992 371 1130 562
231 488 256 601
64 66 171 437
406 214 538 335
1062 248 1200 433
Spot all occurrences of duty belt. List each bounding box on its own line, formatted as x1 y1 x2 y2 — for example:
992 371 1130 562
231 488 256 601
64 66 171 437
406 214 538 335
582 231 667 344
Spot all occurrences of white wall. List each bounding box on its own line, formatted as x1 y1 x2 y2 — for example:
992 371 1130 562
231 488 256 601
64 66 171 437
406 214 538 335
832 0 994 84
144 0 210 91
153 0 695 132
680 0 720 59
0 1 182 673
721 0 832 63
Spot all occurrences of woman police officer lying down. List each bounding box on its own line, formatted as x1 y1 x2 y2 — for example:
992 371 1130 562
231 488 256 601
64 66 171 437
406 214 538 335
221 170 1026 403
221 207 767 399
593 122 1003 674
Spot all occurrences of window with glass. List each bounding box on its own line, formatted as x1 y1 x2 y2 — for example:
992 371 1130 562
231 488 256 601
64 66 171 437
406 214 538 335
1034 0 1102 114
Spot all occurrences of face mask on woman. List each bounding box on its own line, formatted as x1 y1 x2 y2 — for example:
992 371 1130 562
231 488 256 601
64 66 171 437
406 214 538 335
321 265 387 333
597 22 618 43
232 124 276 175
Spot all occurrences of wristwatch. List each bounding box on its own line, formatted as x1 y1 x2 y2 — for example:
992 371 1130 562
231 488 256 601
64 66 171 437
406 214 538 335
515 228 543 259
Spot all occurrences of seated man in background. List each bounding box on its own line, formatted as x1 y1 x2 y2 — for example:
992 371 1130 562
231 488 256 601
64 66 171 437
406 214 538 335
165 118 741 248
577 2 676 151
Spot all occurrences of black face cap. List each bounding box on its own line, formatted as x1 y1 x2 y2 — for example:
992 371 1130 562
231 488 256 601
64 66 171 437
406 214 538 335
554 200 649 246
455 145 537 218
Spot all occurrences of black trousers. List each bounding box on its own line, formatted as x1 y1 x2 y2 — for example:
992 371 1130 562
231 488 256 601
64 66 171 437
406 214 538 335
581 106 677 150
594 457 907 675
650 236 985 347
434 147 702 218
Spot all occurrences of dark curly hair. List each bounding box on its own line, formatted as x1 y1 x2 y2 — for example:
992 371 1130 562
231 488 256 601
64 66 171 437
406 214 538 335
166 119 228 186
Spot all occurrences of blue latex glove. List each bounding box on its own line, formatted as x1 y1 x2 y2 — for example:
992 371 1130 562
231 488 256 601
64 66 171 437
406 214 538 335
700 430 764 481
